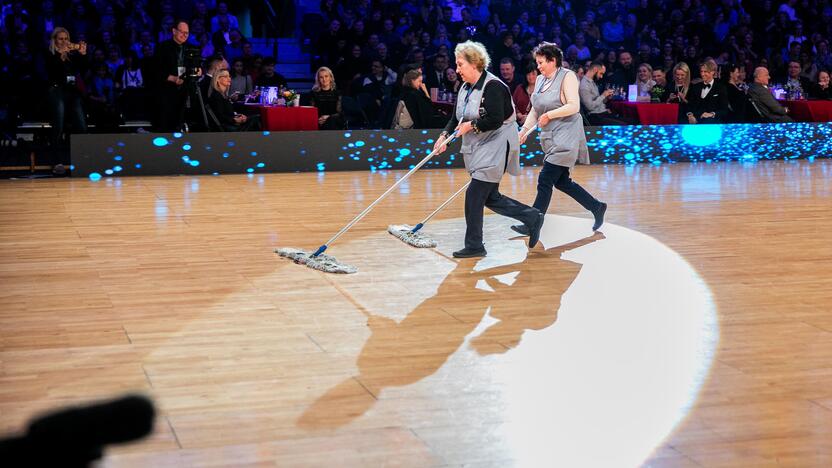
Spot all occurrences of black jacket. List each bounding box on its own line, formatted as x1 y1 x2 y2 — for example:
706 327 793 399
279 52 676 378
205 89 237 129
686 81 730 121
401 87 446 129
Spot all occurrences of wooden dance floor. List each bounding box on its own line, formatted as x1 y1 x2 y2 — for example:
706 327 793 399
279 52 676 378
1 160 831 467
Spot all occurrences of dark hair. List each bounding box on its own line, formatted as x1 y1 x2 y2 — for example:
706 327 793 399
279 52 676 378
532 42 563 67
499 57 514 66
262 56 276 66
524 61 539 75
173 19 189 31
588 61 605 71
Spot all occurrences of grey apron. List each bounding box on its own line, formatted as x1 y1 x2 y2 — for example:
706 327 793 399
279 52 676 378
531 68 590 168
455 72 521 183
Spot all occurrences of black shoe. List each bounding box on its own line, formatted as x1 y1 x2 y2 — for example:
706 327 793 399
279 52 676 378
510 224 530 236
592 202 607 231
453 247 487 258
527 211 544 248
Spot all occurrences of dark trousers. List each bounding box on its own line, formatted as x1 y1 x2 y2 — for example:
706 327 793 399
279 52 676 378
157 85 187 132
533 161 601 215
47 86 87 145
465 178 539 249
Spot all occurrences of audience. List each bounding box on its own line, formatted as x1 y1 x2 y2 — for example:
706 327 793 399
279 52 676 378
685 60 729 124
579 61 626 125
10 0 832 138
513 62 539 125
206 69 259 131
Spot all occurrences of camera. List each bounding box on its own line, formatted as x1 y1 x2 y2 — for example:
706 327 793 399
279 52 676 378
183 45 203 78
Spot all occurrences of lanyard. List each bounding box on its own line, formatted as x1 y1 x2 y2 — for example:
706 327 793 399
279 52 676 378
460 83 475 118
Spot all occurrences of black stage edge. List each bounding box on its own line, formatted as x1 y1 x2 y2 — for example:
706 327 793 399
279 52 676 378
71 123 832 178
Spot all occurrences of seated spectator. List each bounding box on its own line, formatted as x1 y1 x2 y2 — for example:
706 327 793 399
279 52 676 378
610 51 636 87
396 68 447 129
722 63 749 123
206 69 260 131
444 67 462 93
210 2 239 33
579 61 627 125
229 58 253 102
360 59 397 126
513 62 539 125
810 70 831 100
651 67 671 102
686 60 729 124
747 67 793 122
424 53 450 91
255 57 288 88
785 60 813 97
635 63 655 100
498 57 520 91
567 33 592 62
310 66 345 130
668 62 691 121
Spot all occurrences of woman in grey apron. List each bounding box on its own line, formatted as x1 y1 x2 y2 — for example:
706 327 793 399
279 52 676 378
433 41 544 258
514 42 607 235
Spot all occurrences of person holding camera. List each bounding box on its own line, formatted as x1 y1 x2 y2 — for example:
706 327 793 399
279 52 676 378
46 27 88 146
155 20 197 132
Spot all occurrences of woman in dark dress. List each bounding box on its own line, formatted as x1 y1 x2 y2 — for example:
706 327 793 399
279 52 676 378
722 63 749 123
310 66 345 130
810 70 831 100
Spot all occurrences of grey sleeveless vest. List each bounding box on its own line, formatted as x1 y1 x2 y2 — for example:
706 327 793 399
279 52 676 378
531 67 590 168
455 72 521 183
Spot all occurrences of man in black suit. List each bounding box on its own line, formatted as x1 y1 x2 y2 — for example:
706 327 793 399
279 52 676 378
685 60 729 124
747 67 794 123
424 53 449 91
155 20 192 131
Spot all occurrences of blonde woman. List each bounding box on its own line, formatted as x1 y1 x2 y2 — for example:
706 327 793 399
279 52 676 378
669 62 691 122
310 66 344 129
635 63 656 99
46 27 88 144
432 41 543 258
206 69 258 131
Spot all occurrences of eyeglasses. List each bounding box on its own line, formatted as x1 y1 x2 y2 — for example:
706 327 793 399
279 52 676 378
175 29 189 35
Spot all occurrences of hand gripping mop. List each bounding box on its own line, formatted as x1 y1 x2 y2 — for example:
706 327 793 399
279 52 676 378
388 126 536 248
276 131 459 274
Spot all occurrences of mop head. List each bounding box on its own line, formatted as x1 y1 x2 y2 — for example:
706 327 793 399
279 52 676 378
275 247 358 274
387 224 438 248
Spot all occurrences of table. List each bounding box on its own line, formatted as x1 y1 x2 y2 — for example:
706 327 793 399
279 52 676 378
777 100 832 122
246 105 319 131
609 101 680 125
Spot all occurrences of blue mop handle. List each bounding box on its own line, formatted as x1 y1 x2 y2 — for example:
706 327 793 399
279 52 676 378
311 131 459 257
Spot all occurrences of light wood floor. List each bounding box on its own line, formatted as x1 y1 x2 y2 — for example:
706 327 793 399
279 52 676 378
1 160 832 467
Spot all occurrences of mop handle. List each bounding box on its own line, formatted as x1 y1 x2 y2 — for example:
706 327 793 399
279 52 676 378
311 131 459 257
409 126 536 234
410 181 470 233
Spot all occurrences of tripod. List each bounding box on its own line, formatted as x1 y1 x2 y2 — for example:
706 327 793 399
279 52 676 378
180 75 210 132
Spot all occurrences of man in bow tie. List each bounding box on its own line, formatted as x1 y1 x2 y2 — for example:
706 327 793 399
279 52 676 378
685 60 730 124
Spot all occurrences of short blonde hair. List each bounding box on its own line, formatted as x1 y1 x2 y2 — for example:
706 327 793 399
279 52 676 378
211 69 231 96
454 41 490 72
700 59 717 73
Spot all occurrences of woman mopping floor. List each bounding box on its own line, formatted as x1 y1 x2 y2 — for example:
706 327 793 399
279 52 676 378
433 41 544 258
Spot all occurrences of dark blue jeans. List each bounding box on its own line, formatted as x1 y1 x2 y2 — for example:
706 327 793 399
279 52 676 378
532 161 601 215
464 178 539 250
48 85 87 145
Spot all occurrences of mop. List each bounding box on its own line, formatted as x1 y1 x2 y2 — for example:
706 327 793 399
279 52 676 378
388 127 536 248
276 131 459 274
387 181 470 248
